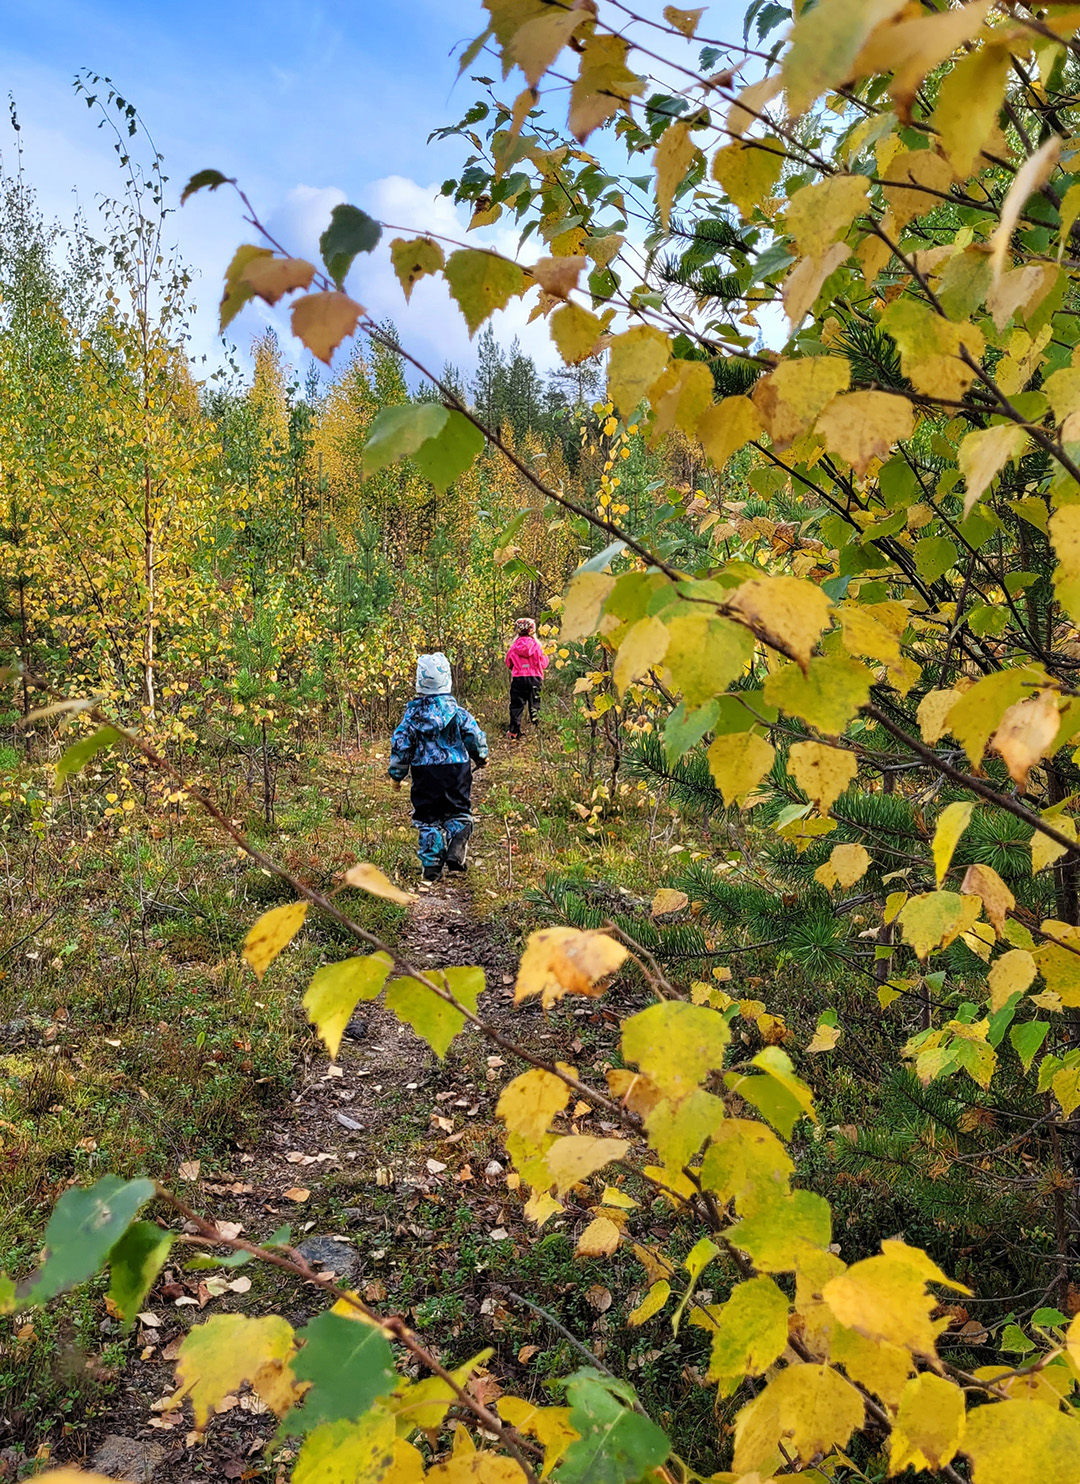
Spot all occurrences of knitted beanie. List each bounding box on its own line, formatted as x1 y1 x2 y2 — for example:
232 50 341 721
416 653 453 695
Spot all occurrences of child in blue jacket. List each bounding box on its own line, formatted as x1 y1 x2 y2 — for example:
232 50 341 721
389 654 488 881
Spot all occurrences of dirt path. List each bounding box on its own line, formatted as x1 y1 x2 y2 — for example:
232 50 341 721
90 847 537 1481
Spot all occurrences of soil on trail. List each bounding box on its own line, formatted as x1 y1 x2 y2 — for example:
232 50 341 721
88 822 577 1482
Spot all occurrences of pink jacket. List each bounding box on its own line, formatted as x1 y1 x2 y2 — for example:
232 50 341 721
505 635 550 679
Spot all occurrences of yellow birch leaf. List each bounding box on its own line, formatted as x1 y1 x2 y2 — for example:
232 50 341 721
576 1216 621 1257
613 615 670 694
987 949 1036 1012
788 740 857 812
545 1135 630 1194
1050 505 1080 623
497 1068 571 1145
889 1373 966 1475
662 613 755 709
655 121 699 230
292 1413 411 1484
650 359 714 438
560 571 615 642
712 139 783 218
608 326 670 416
782 0 909 117
243 903 309 981
290 292 364 365
304 952 393 1059
444 250 526 337
664 5 704 37
823 1242 959 1358
531 256 586 300
569 32 645 143
727 73 784 138
390 236 445 302
782 242 851 327
732 1361 865 1473
990 135 1063 282
899 891 975 960
963 1397 1080 1484
727 1190 831 1274
960 864 1014 937
991 690 1061 790
220 243 272 329
751 356 851 450
879 298 984 401
510 8 587 88
497 1398 578 1480
343 862 419 905
1066 1310 1080 1371
727 575 833 670
763 656 871 734
700 1118 794 1213
853 0 994 116
697 395 765 468
784 175 869 259
882 148 955 230
933 40 1012 179
1033 919 1080 1001
28 1476 115 1484
917 688 960 744
958 424 1029 519
1044 366 1080 424
241 255 316 305
815 391 914 476
987 262 1060 333
1033 815 1077 875
427 1454 528 1483
550 302 604 365
171 1314 298 1429
829 1326 912 1409
483 0 548 56
628 1279 671 1326
836 603 905 666
645 1090 726 1171
693 1275 789 1394
815 843 870 891
932 800 975 886
857 220 895 287
806 1019 842 1053
707 732 775 807
622 1001 730 1102
515 927 628 1007
947 667 1046 769
652 888 689 917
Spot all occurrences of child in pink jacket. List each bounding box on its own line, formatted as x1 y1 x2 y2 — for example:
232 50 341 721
505 618 549 739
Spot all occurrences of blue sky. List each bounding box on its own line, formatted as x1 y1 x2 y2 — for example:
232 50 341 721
0 0 748 383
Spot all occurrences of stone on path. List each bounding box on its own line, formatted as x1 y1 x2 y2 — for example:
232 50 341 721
296 1235 359 1282
90 1435 167 1481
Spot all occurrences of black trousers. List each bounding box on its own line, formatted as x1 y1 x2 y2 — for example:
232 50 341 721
509 676 542 735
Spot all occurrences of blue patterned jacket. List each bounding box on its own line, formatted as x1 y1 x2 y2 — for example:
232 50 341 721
388 696 488 780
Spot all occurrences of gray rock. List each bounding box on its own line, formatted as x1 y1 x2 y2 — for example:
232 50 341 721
296 1235 359 1280
90 1435 167 1481
336 1112 365 1132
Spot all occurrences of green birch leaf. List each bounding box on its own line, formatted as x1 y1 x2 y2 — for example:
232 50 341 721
413 410 485 492
107 1221 173 1328
384 966 484 1058
283 1312 396 1434
29 1176 155 1303
363 404 450 478
320 204 382 288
